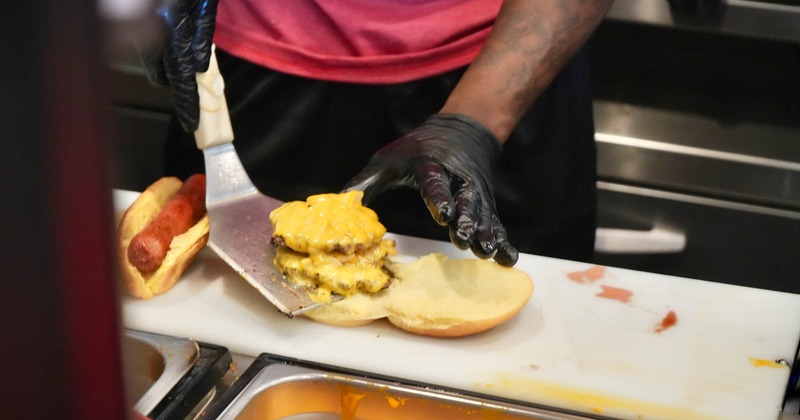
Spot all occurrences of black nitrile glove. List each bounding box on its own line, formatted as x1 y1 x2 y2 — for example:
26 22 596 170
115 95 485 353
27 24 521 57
143 0 219 132
345 113 519 266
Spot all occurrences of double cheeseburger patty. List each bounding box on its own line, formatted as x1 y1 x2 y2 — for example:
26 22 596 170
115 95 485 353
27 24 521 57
269 191 397 303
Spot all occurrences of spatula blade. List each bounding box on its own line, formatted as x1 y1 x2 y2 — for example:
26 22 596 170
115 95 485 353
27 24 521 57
203 144 323 317
195 47 337 316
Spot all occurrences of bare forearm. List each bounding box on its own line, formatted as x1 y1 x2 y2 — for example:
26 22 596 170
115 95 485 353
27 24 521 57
440 0 613 142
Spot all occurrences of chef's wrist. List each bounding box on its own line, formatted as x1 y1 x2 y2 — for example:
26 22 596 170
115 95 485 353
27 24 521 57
427 113 503 162
439 99 515 143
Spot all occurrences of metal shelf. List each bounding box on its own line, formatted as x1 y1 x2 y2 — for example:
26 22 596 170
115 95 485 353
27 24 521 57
606 0 800 43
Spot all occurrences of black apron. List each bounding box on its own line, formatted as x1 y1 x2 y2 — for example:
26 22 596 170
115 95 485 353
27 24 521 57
165 47 597 262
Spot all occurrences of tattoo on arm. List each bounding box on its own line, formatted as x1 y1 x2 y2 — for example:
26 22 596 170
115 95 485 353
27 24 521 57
475 0 613 121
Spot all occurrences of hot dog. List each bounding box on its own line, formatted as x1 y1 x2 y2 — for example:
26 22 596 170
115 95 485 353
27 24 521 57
117 176 210 299
127 174 207 272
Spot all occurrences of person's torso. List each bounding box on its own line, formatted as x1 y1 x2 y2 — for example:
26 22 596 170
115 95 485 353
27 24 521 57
213 0 502 83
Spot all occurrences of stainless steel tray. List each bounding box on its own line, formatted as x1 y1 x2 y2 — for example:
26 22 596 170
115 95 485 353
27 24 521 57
122 329 232 419
204 354 603 420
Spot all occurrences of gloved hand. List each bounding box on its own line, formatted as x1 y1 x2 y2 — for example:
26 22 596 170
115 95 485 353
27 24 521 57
143 0 219 132
345 113 519 266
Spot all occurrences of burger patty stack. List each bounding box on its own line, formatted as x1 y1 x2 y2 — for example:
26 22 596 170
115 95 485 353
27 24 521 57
269 191 398 303
269 191 535 338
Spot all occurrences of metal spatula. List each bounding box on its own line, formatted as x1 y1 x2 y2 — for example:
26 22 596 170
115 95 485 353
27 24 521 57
194 46 323 316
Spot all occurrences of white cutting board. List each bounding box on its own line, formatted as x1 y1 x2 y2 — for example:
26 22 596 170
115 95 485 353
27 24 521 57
115 190 800 420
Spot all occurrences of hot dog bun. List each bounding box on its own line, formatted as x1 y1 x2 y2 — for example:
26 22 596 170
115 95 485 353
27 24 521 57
117 177 210 299
127 174 207 273
304 253 534 337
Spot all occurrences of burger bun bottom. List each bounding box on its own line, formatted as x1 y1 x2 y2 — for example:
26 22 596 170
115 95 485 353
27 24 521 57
303 253 534 337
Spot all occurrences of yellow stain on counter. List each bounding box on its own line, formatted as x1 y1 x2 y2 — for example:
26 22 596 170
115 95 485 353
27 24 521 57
477 374 724 420
748 357 787 369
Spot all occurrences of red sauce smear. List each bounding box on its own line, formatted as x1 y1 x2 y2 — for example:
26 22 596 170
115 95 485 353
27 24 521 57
654 310 678 333
595 285 633 303
567 265 606 284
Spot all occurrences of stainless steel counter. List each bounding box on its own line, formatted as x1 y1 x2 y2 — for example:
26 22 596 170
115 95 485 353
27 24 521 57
589 12 800 293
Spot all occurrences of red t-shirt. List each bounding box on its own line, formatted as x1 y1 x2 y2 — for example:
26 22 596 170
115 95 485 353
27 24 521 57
213 0 502 84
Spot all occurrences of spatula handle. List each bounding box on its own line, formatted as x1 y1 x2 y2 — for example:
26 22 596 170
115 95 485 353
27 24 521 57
194 44 235 150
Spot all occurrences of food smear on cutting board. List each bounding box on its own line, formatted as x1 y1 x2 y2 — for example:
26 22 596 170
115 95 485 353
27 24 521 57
566 265 606 284
478 374 722 420
565 266 688 336
595 284 634 303
748 357 788 369
654 310 678 333
566 265 636 304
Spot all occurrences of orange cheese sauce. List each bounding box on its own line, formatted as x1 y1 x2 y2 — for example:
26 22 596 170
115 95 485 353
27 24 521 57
235 376 544 420
385 394 408 409
340 384 368 420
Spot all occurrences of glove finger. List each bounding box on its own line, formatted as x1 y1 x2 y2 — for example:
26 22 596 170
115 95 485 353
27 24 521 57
162 11 200 132
141 49 170 87
491 214 519 266
343 164 395 205
172 84 200 132
164 50 200 131
191 0 219 70
470 210 497 259
416 161 454 226
449 181 479 250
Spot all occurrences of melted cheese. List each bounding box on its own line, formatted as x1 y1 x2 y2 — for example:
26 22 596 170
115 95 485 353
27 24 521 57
274 240 397 302
270 191 397 303
270 191 386 254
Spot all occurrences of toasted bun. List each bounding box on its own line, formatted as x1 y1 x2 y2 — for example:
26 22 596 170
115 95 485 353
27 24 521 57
385 254 533 337
303 291 391 327
303 254 534 337
117 177 210 299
